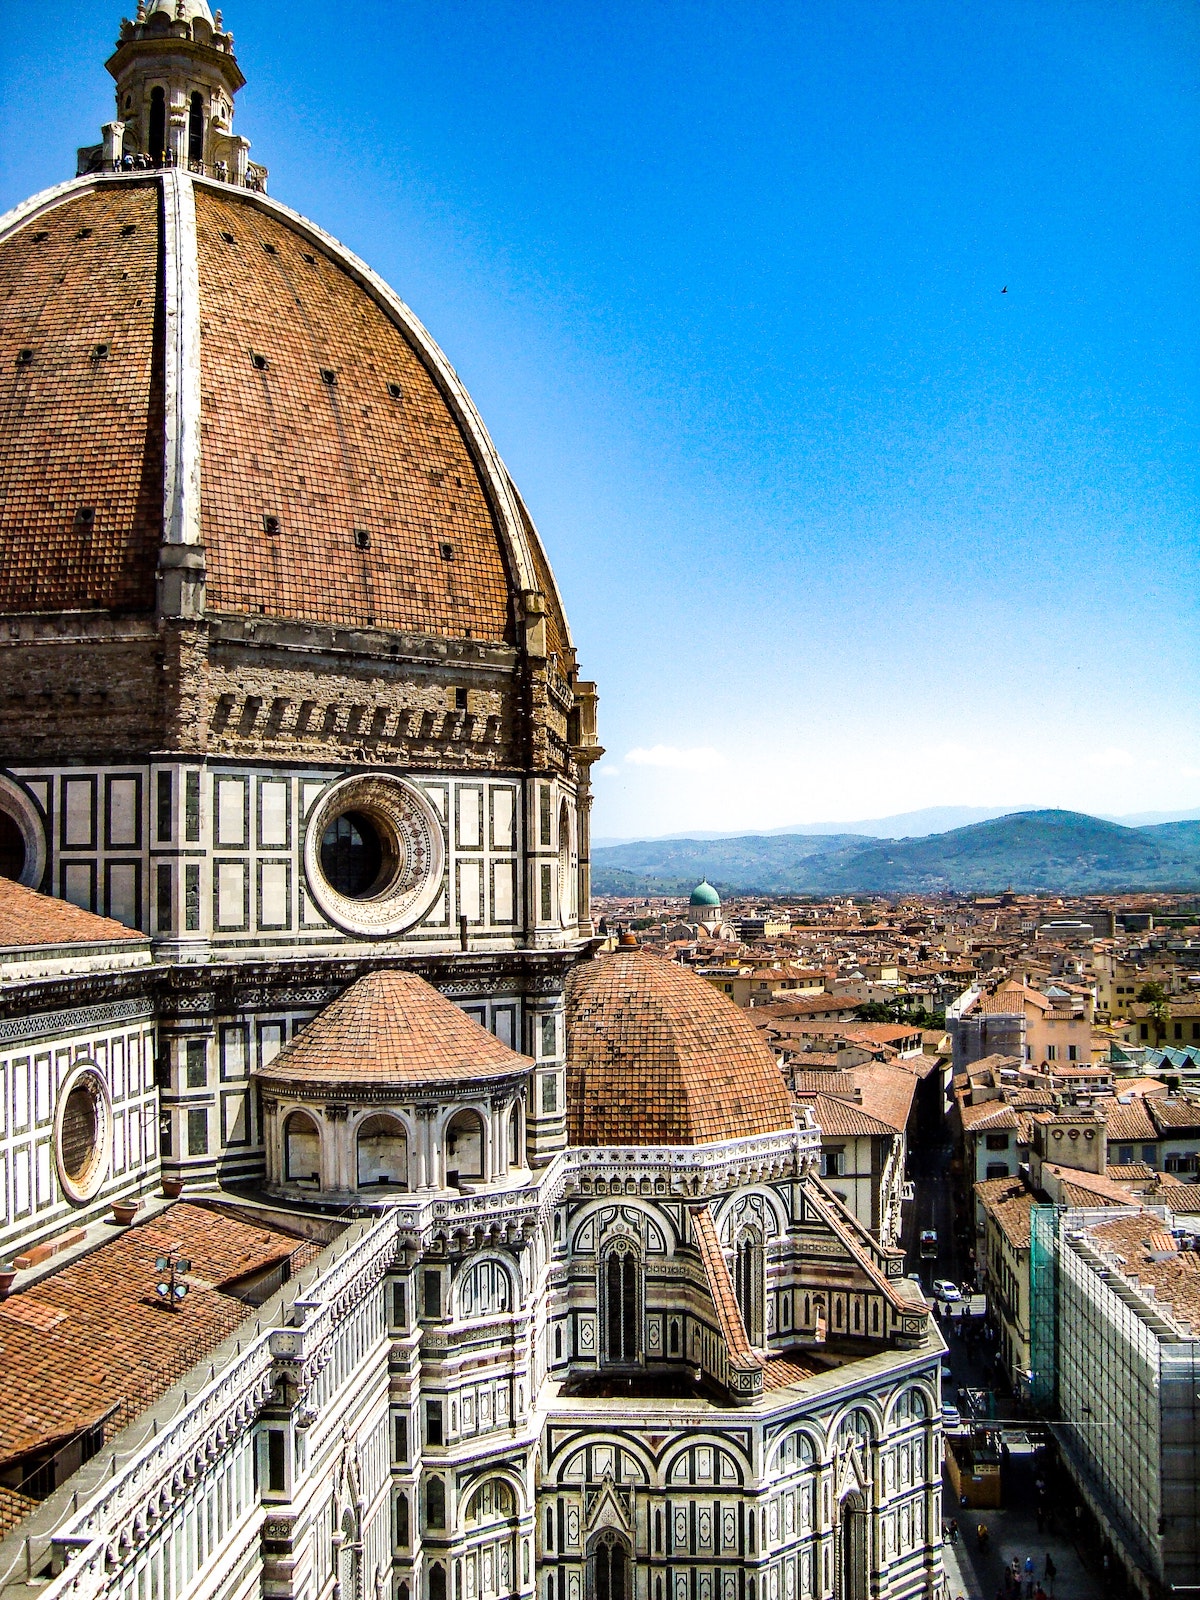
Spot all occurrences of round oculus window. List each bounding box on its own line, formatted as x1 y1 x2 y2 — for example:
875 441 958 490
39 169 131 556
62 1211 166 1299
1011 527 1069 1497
304 774 445 937
54 1063 112 1205
0 775 47 889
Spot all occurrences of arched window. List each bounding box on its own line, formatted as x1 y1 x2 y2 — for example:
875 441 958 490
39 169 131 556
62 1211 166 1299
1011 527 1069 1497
508 1103 521 1167
357 1114 408 1188
187 91 204 163
557 800 574 928
426 1476 446 1529
445 1109 485 1187
284 1110 320 1185
463 1479 515 1527
429 1567 446 1600
148 86 166 163
396 1491 409 1547
458 1259 512 1319
839 1494 868 1600
894 1387 928 1424
339 1508 359 1600
601 1242 639 1366
587 1533 627 1600
734 1230 764 1345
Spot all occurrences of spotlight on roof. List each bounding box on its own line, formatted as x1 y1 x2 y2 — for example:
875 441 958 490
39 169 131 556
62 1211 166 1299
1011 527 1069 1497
154 1250 191 1310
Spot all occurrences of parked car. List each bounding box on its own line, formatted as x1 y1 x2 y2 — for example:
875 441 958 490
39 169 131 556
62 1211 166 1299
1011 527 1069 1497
932 1278 962 1301
941 1402 962 1430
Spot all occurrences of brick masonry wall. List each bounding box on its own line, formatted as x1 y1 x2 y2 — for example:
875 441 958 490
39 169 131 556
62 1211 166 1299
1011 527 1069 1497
0 629 164 762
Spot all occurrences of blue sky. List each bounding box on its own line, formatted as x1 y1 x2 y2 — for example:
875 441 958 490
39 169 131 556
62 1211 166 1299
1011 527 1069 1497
4 1 1198 839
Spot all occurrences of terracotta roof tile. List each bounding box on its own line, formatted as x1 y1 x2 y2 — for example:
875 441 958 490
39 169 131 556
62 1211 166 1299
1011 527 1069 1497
0 1203 314 1469
0 1486 38 1540
1103 1101 1157 1142
0 185 163 613
1083 1212 1200 1333
194 189 517 641
256 971 531 1088
0 876 147 950
1148 1097 1200 1131
974 1177 1036 1249
691 1205 760 1373
799 1094 897 1139
566 950 795 1147
761 1354 819 1390
845 1065 917 1133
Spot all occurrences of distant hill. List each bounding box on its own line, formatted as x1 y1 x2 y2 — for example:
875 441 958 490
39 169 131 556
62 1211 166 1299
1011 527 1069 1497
591 803 1200 849
591 810 1200 897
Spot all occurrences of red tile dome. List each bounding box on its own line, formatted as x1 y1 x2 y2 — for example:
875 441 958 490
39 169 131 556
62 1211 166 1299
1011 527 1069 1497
566 949 796 1146
0 175 571 655
256 970 531 1091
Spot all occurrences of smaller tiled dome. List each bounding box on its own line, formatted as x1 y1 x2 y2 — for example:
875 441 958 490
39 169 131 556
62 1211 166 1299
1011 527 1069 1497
690 880 721 909
566 949 795 1146
256 971 531 1089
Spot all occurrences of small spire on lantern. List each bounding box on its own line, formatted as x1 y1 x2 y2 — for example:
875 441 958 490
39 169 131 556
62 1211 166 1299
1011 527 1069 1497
175 0 185 16
136 0 146 19
214 9 223 27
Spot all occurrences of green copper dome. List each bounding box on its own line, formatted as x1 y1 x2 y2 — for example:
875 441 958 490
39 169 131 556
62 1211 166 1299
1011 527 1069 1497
689 880 721 909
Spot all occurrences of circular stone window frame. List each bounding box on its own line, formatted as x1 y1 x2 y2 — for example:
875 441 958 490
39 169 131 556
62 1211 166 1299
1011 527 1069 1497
304 773 446 938
0 774 47 890
54 1061 113 1206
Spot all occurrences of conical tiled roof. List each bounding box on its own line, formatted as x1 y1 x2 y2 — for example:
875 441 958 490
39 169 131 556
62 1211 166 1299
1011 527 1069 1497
566 949 795 1146
255 971 531 1088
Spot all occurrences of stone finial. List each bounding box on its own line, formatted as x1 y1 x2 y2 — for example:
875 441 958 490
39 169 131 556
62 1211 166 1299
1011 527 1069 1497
214 9 223 26
136 0 146 18
176 0 185 16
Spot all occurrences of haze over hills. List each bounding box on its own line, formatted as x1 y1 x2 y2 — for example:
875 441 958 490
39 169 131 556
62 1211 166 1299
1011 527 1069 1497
591 805 1200 849
591 810 1200 897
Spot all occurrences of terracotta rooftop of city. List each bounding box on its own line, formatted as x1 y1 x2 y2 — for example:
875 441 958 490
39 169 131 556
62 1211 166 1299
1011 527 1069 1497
257 971 532 1087
566 948 796 1146
0 877 147 951
1083 1212 1200 1335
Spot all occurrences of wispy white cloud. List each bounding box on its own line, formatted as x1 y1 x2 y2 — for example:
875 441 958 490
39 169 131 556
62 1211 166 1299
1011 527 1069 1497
1088 746 1137 770
625 744 723 771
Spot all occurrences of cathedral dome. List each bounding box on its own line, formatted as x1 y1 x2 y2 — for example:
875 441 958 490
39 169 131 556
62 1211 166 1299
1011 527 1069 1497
689 880 721 909
255 970 531 1091
565 949 795 1146
0 173 570 656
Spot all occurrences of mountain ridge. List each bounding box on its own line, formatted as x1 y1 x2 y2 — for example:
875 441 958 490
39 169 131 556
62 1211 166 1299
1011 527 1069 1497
592 809 1200 897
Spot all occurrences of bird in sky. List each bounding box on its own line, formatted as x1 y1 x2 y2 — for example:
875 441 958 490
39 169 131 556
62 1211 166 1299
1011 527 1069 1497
1001 286 1008 293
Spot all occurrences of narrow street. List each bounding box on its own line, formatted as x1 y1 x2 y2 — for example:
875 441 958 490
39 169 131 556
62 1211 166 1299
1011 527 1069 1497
904 1127 1099 1598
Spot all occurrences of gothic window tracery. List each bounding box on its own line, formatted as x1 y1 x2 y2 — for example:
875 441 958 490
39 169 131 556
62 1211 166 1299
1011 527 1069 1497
587 1531 628 1600
733 1228 764 1345
600 1240 640 1366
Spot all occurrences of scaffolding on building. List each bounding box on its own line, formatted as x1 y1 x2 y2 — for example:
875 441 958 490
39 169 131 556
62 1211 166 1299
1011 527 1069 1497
1029 1203 1060 1411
